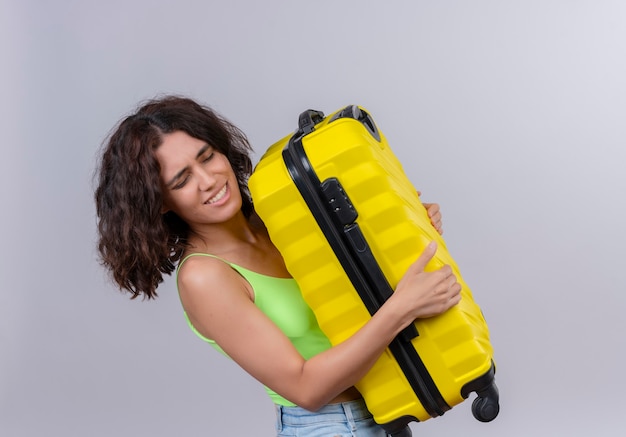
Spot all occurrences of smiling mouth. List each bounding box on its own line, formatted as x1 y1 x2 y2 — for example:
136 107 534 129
206 184 228 204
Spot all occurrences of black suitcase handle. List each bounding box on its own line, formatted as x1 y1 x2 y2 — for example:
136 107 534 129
297 109 325 135
296 105 381 142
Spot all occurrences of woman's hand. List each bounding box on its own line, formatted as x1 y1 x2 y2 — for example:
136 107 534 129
417 191 444 235
389 242 462 323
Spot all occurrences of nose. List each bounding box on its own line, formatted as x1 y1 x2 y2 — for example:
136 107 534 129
196 166 216 191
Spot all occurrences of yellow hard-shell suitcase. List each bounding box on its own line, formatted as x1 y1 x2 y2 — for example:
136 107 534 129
249 106 499 436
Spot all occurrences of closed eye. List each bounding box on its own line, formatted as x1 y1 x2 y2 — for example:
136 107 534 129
165 143 214 190
201 151 215 163
172 174 190 190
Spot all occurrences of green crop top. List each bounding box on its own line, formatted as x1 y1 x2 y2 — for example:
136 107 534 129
176 253 332 406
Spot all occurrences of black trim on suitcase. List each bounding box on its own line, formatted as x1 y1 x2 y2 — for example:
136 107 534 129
281 107 452 426
319 178 418 343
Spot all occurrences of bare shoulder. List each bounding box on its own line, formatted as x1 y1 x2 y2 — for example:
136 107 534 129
177 254 256 343
177 255 252 304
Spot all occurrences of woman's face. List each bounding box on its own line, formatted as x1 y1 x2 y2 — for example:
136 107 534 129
155 130 242 227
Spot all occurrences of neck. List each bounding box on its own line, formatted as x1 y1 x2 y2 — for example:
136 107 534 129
187 211 265 255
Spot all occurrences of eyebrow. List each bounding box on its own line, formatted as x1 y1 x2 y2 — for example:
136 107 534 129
165 143 212 187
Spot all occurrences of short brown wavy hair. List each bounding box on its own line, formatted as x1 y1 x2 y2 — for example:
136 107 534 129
94 96 253 299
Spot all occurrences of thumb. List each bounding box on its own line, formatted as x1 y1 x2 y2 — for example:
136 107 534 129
410 241 437 274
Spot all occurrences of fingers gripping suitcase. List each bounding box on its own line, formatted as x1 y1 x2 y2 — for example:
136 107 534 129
248 106 499 436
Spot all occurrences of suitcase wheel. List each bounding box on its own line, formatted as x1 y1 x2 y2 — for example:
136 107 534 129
471 383 500 422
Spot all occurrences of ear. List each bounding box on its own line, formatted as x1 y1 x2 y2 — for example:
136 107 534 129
161 200 171 214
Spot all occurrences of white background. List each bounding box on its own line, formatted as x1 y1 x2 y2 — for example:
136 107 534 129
2 1 625 436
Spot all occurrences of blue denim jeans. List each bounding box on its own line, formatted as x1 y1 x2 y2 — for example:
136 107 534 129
275 399 388 436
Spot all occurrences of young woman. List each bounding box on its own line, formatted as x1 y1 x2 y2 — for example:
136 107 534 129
94 95 461 436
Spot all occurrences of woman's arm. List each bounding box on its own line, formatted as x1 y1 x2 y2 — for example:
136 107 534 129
179 242 460 411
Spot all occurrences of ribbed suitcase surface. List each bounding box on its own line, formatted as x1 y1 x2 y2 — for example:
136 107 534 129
249 106 498 435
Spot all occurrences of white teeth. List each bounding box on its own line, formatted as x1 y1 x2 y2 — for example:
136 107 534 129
207 184 227 204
